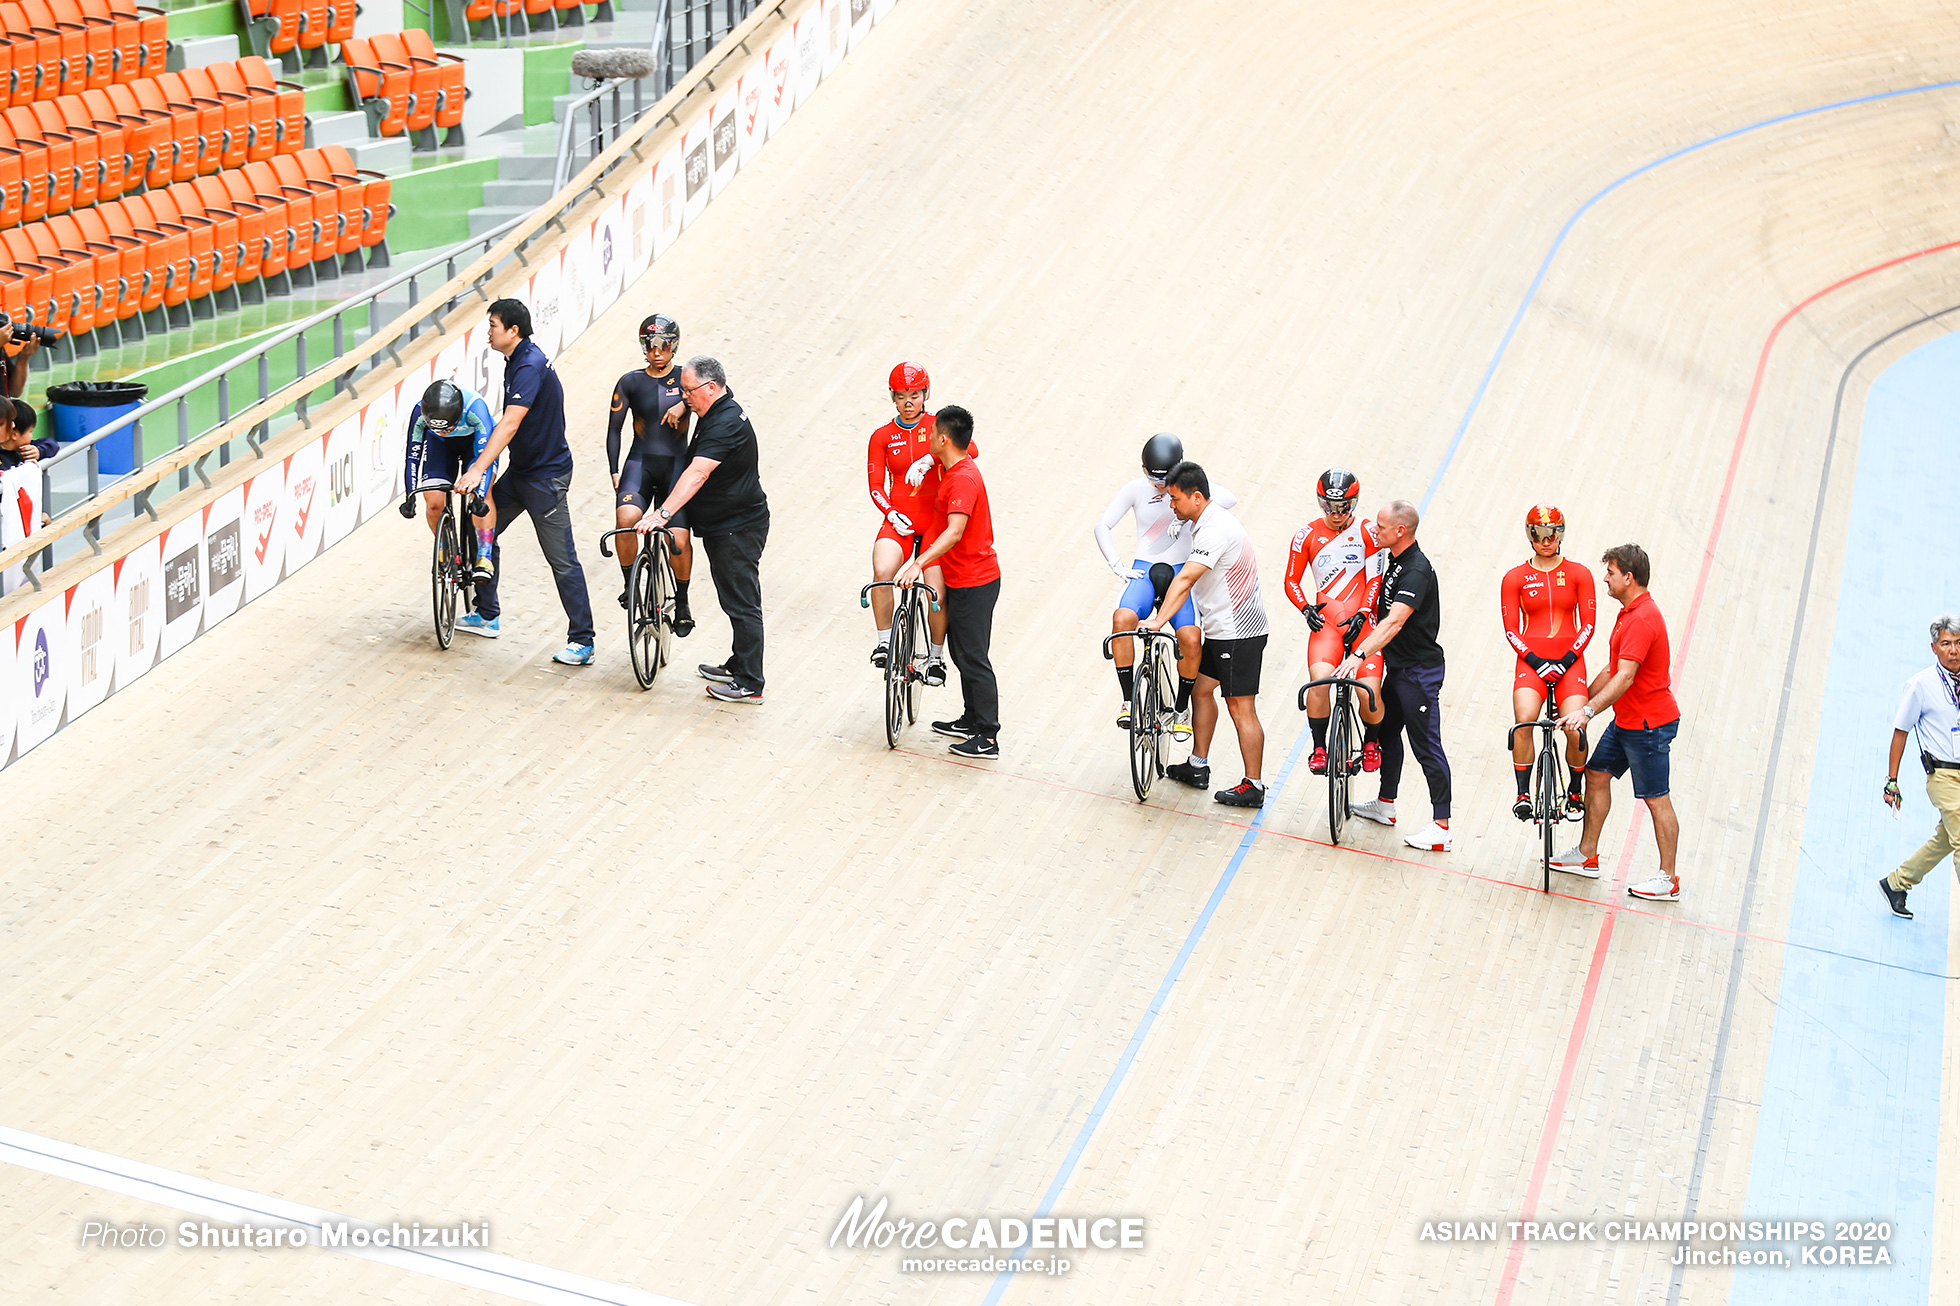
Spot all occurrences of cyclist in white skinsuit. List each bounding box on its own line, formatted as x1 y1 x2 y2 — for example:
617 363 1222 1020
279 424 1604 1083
1094 433 1236 738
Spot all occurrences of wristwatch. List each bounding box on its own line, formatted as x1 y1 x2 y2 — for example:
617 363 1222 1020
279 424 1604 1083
653 507 671 523
1580 705 1595 719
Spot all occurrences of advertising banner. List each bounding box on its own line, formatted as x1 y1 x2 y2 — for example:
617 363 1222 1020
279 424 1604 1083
157 516 204 660
711 86 741 199
321 415 364 550
242 460 286 602
201 487 246 629
358 389 401 525
848 0 873 50
681 109 714 229
765 33 795 138
823 0 848 77
559 223 594 346
527 251 564 361
15 589 64 756
654 143 685 258
738 53 769 166
0 461 42 595
279 438 327 578
623 170 655 281
794 6 823 108
592 195 625 318
0 608 13 760
111 534 161 694
62 565 114 724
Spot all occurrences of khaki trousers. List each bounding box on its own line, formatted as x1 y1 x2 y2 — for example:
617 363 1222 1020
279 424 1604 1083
1890 767 1960 890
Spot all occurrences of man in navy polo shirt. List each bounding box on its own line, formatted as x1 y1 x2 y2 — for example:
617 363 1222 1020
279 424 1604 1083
458 298 597 665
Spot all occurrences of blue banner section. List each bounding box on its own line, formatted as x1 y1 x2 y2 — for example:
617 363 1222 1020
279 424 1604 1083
1733 329 1959 1303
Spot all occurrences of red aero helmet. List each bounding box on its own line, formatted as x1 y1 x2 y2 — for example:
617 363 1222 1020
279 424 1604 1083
1526 503 1566 540
888 362 930 393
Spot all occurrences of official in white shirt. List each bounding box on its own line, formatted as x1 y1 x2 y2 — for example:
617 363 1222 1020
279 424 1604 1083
1878 615 1960 919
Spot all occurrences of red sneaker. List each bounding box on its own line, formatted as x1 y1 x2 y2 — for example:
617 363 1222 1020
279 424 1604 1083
1362 742 1382 772
1308 747 1328 775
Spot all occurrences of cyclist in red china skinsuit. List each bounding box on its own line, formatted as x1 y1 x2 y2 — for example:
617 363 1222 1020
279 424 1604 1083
1285 467 1386 775
1500 503 1597 817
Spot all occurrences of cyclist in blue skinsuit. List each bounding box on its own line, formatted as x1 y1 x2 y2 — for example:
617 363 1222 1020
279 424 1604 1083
404 379 499 583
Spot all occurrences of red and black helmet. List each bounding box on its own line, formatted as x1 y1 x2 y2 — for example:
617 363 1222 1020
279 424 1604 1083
888 362 930 393
1316 467 1359 517
639 314 679 350
1526 503 1566 543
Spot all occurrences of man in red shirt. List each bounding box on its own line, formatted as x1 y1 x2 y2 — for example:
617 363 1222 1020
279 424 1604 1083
896 405 998 758
1549 543 1684 900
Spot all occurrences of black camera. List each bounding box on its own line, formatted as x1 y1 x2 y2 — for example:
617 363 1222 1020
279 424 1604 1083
0 311 60 345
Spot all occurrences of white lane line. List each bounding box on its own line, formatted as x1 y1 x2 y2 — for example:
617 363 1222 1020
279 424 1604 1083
1 1125 703 1306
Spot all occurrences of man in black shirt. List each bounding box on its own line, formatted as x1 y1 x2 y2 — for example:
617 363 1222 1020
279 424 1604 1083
607 314 696 632
1338 499 1454 851
635 355 769 704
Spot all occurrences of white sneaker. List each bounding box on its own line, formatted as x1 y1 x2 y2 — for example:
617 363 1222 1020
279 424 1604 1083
1549 845 1601 878
1403 821 1451 851
1628 874 1681 902
1351 799 1396 826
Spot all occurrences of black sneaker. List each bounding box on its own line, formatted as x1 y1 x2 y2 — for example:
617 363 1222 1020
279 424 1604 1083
697 663 736 683
924 658 947 687
1214 780 1265 808
1166 760 1210 789
672 605 695 637
871 643 890 669
949 735 998 759
1513 794 1533 821
1880 876 1913 919
932 717 975 739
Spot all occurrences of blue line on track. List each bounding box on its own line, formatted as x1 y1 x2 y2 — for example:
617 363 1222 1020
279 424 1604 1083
987 75 1960 1306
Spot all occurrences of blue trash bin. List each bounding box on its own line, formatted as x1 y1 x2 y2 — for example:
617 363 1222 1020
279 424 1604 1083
46 381 148 476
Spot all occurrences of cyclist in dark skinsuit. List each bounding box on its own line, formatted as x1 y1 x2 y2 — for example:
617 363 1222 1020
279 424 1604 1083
608 314 696 633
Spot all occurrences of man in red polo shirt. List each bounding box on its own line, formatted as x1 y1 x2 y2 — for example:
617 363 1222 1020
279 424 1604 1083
896 405 999 758
1548 543 1684 900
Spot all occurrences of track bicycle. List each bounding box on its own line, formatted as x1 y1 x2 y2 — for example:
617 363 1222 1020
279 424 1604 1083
1103 626 1182 801
860 579 938 748
601 526 678 689
1297 616 1379 845
1508 698 1586 892
403 483 488 649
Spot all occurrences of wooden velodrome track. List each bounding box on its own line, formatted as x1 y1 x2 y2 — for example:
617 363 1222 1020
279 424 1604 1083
6 0 1960 1301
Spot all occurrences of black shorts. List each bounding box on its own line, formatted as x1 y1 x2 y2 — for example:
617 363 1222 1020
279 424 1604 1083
1197 633 1266 697
616 452 689 529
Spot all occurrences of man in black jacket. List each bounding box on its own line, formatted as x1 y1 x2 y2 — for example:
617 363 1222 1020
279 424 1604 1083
636 355 769 704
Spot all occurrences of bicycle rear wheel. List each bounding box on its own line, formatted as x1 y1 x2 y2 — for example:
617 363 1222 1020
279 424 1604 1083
629 549 660 689
432 513 458 648
1151 651 1178 776
1537 748 1560 893
1327 693 1351 845
902 589 928 726
1128 646 1158 801
883 594 908 749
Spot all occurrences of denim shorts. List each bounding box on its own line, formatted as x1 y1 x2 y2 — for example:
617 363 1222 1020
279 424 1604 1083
1588 718 1679 799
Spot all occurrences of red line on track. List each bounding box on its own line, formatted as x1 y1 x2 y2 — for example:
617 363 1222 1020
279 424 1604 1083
1491 236 1960 1305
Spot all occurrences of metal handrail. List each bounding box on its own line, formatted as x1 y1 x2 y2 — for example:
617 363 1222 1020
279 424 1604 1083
9 211 534 591
551 0 679 193
0 0 796 594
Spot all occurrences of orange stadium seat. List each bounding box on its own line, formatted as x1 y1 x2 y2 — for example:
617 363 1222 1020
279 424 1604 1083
145 180 222 315
37 212 113 347
316 143 388 266
25 99 100 210
238 0 300 69
0 268 29 335
56 92 128 202
124 78 198 183
367 33 435 140
0 8 63 107
2 106 74 216
268 149 345 275
67 202 145 337
1 35 39 109
242 157 316 283
111 0 168 82
0 144 22 229
3 1 88 99
96 194 170 320
237 55 305 155
176 65 251 170
0 227 78 340
119 189 194 323
205 59 275 162
150 72 226 176
398 28 467 144
291 146 362 267
0 118 55 224
293 0 330 66
73 0 142 85
36 0 112 91
339 37 412 138
167 178 241 307
97 82 172 187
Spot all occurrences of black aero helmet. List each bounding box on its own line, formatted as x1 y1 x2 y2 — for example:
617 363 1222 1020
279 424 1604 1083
421 379 464 434
1316 467 1359 516
1142 432 1184 480
639 313 679 351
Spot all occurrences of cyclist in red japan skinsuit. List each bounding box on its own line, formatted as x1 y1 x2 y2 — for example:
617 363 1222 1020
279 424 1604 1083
1501 504 1597 818
1285 468 1387 776
867 362 977 686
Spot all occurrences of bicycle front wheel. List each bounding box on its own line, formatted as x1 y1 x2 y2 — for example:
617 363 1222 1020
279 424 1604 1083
902 589 928 726
651 539 676 671
629 549 660 689
1327 695 1351 845
432 513 458 649
1537 748 1560 893
883 596 908 749
1128 647 1158 801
